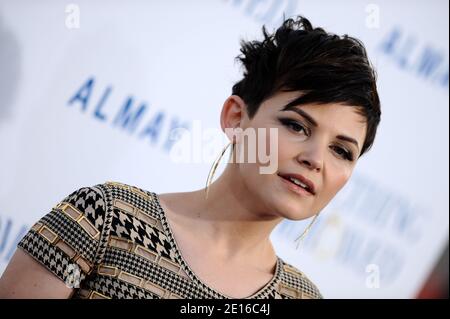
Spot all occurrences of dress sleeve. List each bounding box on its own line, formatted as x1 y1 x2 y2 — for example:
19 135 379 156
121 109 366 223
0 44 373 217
17 184 108 288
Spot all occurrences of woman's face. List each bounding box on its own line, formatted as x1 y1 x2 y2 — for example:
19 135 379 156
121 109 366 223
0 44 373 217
226 90 367 220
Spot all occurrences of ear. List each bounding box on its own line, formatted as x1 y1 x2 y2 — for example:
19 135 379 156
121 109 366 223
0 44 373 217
220 95 247 143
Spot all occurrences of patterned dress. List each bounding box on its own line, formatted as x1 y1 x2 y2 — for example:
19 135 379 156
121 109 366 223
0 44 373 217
18 181 323 299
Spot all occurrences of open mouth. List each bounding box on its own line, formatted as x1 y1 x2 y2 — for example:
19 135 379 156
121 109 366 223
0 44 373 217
277 173 315 196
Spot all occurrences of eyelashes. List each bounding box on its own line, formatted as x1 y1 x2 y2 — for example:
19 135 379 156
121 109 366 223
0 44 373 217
278 118 310 136
277 117 355 162
331 145 354 161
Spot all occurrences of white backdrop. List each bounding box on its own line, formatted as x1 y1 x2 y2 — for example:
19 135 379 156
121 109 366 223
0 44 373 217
0 0 448 298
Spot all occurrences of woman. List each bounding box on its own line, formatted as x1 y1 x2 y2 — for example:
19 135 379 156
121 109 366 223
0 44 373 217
0 15 380 299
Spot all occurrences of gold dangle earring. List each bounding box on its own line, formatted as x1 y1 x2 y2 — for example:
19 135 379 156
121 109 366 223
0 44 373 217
205 142 233 200
294 213 320 250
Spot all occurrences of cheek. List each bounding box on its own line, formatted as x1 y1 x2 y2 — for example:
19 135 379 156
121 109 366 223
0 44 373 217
321 168 351 201
308 169 351 217
271 129 293 161
252 123 290 166
257 123 279 158
238 128 284 193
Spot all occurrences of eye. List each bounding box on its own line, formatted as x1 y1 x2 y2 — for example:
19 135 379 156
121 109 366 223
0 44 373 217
278 118 310 136
331 145 354 161
278 117 355 161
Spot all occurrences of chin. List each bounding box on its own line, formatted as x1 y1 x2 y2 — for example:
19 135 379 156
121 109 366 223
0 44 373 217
272 198 309 221
285 210 312 221
285 196 320 220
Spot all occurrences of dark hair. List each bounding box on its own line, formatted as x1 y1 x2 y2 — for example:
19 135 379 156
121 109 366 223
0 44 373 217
232 15 381 157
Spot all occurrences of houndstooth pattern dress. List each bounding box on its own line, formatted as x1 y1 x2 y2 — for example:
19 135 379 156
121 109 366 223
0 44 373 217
18 181 323 299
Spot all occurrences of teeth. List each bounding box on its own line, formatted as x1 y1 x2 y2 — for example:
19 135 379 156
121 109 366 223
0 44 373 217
288 177 309 190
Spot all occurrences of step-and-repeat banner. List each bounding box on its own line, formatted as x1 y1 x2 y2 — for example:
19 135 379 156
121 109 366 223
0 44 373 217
0 0 448 298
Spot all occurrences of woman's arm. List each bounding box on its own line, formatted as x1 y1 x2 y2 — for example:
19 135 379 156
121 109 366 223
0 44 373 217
0 184 108 299
0 248 73 298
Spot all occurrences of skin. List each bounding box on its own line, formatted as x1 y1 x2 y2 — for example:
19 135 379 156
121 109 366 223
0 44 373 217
0 90 367 299
156 90 367 297
0 248 74 298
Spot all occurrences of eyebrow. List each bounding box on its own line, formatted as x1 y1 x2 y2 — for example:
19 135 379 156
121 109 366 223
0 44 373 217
280 104 360 151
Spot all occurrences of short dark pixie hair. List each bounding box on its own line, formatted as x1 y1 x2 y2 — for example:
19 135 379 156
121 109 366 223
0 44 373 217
232 15 381 157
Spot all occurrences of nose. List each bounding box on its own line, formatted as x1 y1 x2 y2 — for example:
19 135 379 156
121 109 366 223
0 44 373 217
296 148 323 172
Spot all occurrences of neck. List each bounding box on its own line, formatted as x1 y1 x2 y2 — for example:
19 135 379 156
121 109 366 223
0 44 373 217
166 163 283 264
